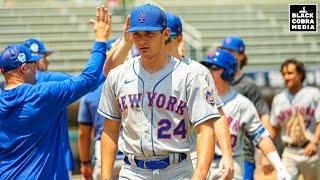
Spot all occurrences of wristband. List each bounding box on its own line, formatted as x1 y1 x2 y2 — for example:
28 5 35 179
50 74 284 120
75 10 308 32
266 151 284 172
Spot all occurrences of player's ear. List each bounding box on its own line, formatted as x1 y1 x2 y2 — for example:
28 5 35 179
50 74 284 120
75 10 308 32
176 35 183 44
18 64 28 74
162 28 171 41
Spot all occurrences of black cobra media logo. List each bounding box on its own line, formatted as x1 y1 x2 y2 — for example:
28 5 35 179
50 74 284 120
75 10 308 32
289 4 318 32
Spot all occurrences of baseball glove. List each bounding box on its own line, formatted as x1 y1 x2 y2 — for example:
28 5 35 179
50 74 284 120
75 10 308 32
284 111 309 145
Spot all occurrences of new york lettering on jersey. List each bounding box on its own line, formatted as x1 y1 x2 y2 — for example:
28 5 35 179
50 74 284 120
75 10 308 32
271 86 320 143
117 92 187 116
99 56 220 156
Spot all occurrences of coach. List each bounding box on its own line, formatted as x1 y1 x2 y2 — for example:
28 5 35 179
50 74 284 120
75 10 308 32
0 6 110 179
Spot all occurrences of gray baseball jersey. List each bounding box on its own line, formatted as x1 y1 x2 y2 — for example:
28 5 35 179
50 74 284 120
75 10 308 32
215 89 270 157
231 73 270 163
231 74 270 116
98 56 220 157
182 57 223 108
270 86 320 143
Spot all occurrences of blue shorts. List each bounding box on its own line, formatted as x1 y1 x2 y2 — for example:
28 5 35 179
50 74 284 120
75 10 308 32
243 160 255 180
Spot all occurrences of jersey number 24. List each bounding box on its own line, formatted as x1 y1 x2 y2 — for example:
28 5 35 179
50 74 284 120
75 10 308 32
158 119 187 139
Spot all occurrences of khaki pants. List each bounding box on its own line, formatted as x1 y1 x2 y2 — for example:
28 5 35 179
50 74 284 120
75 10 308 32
282 147 319 180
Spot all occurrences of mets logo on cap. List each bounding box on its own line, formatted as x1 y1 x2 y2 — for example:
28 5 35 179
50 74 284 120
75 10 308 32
30 43 39 53
18 53 26 63
138 12 147 23
204 88 216 106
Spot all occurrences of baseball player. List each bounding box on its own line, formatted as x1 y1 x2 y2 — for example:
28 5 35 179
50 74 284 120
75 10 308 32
269 59 320 180
101 12 233 179
99 4 220 180
218 35 274 179
165 12 233 179
0 6 110 178
23 38 75 178
201 48 291 180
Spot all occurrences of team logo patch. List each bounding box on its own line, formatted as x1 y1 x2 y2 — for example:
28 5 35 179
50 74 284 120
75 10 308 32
138 12 147 23
204 88 216 106
17 53 26 63
30 43 39 53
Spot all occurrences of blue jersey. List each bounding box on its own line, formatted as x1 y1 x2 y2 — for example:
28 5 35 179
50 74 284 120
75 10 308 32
36 71 75 171
36 71 71 83
78 81 105 141
0 42 106 179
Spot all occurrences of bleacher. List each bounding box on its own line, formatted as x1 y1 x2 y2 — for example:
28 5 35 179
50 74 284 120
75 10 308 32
1 0 319 73
149 0 320 71
0 0 128 74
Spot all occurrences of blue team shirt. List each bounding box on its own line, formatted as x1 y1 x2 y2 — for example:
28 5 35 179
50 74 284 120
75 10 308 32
78 81 105 141
0 42 106 179
36 71 75 171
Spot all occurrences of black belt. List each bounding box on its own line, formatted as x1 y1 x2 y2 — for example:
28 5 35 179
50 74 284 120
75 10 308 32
124 153 187 170
284 141 309 148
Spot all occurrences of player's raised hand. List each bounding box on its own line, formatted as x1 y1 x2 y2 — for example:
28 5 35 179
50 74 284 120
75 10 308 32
123 15 133 44
217 156 234 180
90 6 112 42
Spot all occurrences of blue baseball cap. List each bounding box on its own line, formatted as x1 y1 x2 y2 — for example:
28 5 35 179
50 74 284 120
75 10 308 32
0 44 43 73
202 48 237 67
23 38 53 55
220 36 245 53
127 4 167 32
201 48 238 81
166 12 182 36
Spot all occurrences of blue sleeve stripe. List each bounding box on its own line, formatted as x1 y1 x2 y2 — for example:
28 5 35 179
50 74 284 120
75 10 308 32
97 109 121 121
193 113 220 127
250 126 266 141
